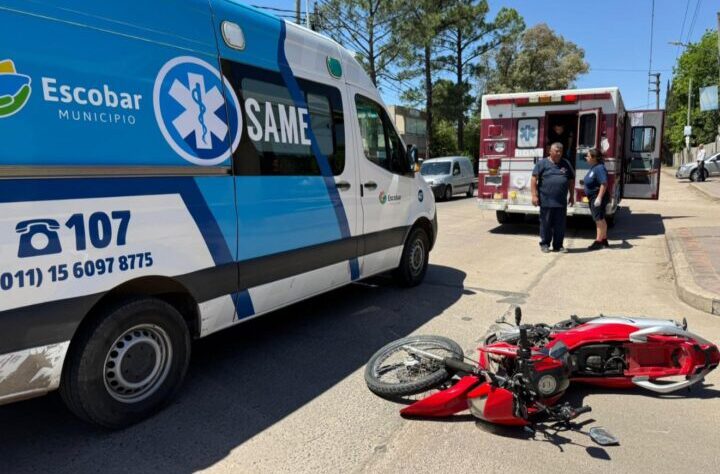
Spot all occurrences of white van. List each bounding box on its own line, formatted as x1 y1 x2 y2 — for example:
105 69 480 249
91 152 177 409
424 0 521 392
0 0 436 427
420 156 477 200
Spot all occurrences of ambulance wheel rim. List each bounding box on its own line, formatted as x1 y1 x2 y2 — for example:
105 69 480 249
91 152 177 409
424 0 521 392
103 324 173 403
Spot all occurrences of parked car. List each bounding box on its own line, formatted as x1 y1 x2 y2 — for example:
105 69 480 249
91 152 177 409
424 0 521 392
420 156 478 200
676 153 720 181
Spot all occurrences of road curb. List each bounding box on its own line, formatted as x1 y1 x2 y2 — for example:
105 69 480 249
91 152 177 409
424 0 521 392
689 183 720 202
665 229 720 315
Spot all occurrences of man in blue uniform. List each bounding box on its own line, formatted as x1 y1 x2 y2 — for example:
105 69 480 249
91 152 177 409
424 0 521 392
530 142 575 253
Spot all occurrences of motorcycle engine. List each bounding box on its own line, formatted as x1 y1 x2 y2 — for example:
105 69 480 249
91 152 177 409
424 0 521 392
574 344 625 376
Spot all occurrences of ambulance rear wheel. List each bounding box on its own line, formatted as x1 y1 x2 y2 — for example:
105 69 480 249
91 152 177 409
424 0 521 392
60 298 191 429
394 227 430 287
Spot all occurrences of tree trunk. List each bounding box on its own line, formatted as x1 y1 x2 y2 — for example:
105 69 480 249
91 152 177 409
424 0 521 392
367 8 377 86
424 43 433 158
456 28 464 151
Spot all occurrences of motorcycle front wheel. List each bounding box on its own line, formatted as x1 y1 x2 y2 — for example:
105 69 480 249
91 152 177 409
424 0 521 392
365 335 464 398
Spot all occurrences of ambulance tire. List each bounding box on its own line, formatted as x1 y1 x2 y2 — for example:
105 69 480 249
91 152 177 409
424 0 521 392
394 227 430 287
60 298 191 429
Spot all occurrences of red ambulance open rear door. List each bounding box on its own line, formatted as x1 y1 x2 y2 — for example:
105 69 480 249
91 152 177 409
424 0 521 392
622 110 663 199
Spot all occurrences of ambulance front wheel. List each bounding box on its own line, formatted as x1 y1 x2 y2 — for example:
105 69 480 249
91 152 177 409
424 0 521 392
60 298 191 429
394 227 430 287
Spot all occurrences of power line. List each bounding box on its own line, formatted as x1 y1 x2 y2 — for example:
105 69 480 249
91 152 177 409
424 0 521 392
685 0 702 43
676 0 691 59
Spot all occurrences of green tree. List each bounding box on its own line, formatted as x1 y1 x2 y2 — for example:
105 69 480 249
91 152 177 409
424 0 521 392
430 119 459 157
665 30 720 153
316 0 403 87
396 0 453 158
483 23 589 93
431 79 473 124
438 1 523 149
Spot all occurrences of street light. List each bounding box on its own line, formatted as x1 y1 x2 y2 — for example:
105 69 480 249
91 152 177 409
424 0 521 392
669 41 693 164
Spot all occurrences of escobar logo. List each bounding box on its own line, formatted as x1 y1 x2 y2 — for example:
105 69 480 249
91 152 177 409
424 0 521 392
379 191 402 205
0 59 31 118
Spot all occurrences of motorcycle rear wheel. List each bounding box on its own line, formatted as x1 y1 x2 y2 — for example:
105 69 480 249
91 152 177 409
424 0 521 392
365 335 464 398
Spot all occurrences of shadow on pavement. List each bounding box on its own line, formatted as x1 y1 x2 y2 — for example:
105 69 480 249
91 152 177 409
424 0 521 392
0 264 466 474
489 207 692 246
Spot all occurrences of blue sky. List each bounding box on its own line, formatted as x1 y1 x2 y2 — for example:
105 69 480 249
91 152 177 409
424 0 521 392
250 0 718 110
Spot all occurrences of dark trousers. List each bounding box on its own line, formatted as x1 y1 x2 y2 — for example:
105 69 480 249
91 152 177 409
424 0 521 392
698 161 706 182
539 207 567 250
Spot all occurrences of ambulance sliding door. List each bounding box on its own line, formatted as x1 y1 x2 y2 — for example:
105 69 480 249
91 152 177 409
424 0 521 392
623 111 663 199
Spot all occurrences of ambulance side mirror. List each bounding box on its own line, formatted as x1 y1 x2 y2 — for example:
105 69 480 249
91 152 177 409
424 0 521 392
407 144 418 172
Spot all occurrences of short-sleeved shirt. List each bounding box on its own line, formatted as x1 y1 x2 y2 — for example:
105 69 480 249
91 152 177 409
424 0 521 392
532 157 575 208
583 163 608 198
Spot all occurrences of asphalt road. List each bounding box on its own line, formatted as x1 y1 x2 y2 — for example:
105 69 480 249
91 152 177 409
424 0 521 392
2 172 720 473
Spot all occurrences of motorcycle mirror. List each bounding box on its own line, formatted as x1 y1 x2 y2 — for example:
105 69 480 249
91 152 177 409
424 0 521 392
589 427 620 446
514 307 522 326
682 318 688 330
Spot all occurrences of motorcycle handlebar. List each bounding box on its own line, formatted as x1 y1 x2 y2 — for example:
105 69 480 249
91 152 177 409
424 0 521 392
573 406 592 416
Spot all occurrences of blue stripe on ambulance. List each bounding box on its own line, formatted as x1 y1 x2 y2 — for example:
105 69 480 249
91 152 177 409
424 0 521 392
276 21 360 280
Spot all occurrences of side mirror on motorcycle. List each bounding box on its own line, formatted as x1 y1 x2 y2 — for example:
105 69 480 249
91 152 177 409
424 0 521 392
589 427 620 446
514 307 522 326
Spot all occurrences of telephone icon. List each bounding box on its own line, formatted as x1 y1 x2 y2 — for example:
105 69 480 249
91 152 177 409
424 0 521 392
16 219 62 258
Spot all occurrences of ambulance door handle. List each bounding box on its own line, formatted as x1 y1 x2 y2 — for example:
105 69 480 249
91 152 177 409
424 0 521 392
363 181 377 190
336 181 351 191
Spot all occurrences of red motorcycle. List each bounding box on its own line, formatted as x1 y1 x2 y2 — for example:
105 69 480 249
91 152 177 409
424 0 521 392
365 308 719 441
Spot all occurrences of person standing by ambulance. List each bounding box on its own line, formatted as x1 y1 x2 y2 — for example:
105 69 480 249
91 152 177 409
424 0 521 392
583 148 610 250
531 142 575 253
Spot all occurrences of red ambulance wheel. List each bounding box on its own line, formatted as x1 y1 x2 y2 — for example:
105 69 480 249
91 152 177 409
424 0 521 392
60 298 191 428
394 227 430 287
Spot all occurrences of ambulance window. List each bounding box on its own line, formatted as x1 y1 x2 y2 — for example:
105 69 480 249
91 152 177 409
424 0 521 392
578 114 597 147
307 93 333 157
631 127 655 153
235 76 344 176
517 118 539 148
355 95 410 175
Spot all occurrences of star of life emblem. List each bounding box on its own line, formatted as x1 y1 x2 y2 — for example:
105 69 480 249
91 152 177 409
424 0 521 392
154 56 242 165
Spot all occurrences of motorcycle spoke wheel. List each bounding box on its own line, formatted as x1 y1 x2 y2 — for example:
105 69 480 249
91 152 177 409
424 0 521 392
365 335 463 398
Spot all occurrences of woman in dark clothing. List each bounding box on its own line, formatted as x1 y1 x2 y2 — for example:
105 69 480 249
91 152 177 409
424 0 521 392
584 148 609 250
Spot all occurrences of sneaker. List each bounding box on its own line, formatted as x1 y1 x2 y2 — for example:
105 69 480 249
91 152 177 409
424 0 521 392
601 239 610 248
587 241 603 251
556 247 568 253
540 245 551 253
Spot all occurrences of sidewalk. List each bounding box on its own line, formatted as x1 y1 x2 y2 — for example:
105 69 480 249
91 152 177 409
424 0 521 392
666 227 720 315
690 179 720 202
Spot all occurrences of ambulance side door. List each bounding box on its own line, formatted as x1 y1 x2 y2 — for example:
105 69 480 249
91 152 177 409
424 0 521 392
622 111 663 199
347 88 414 277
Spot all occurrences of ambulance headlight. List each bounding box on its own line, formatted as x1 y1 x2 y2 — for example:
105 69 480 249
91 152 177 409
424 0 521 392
493 141 506 153
513 176 526 189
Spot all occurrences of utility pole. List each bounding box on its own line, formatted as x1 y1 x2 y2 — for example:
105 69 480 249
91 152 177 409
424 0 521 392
686 76 693 163
648 72 661 109
306 0 310 28
295 0 301 24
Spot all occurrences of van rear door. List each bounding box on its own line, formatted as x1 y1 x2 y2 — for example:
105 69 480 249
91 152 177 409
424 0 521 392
622 111 663 199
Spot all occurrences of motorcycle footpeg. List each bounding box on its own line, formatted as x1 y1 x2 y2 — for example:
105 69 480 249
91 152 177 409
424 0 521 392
589 427 620 446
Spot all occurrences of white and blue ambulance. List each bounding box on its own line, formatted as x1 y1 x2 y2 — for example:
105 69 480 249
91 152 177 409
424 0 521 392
0 0 436 427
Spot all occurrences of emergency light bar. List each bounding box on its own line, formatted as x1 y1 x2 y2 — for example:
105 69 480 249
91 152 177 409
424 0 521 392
486 92 611 106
